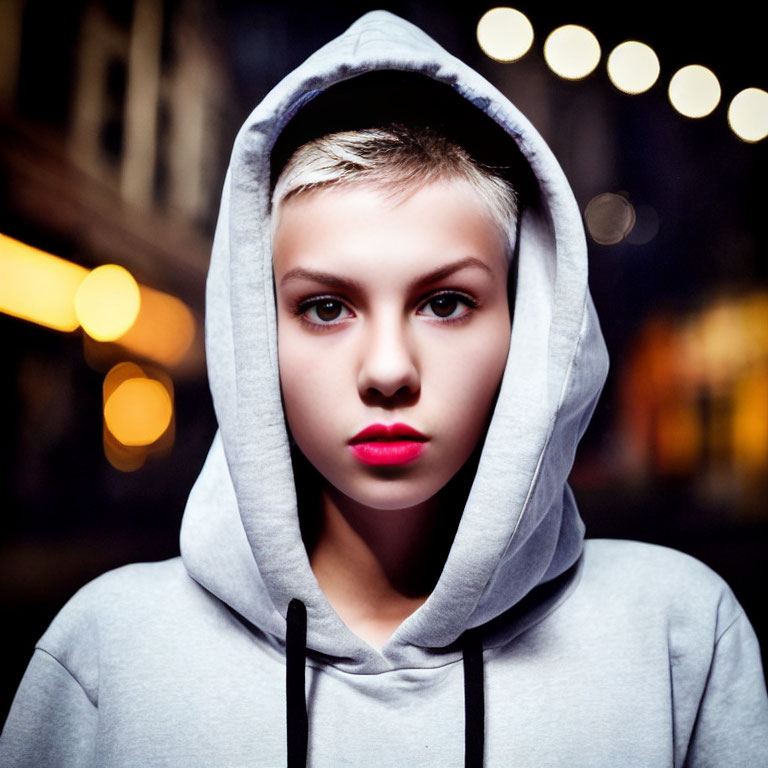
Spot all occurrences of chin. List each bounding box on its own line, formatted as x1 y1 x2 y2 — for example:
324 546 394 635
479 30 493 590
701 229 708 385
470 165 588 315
328 474 449 513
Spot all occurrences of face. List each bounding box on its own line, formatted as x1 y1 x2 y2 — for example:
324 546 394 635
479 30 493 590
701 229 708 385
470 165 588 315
273 179 511 512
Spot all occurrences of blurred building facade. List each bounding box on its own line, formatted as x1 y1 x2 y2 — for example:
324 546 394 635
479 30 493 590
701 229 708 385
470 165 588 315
0 0 232 300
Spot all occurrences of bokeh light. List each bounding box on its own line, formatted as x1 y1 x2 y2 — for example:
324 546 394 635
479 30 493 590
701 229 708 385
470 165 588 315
625 204 660 245
0 233 88 331
543 25 601 80
585 193 636 245
103 362 173 447
621 291 768 490
668 65 721 118
728 88 768 143
102 426 149 472
75 264 141 341
607 41 660 95
116 285 196 367
476 7 534 62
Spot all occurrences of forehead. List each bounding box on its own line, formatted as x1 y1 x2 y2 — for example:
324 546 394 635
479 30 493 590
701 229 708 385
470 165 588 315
272 179 509 283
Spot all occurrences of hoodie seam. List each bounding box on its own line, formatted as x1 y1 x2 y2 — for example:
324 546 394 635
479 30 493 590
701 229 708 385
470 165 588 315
34 647 98 707
305 655 466 676
714 608 745 646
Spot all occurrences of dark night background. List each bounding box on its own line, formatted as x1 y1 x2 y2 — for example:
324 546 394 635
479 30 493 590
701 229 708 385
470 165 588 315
1 1 767 722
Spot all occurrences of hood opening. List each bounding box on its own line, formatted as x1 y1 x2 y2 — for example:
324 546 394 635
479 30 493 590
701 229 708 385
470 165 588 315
269 71 537 208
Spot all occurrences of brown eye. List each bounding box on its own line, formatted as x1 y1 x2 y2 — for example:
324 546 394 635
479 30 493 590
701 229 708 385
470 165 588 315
419 292 475 321
301 298 352 325
428 295 459 317
315 300 343 321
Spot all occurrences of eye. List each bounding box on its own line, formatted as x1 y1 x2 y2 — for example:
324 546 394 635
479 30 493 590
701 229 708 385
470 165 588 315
418 292 476 320
299 297 354 326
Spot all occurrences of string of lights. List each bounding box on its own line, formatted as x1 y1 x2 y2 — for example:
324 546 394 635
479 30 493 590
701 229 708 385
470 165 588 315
476 7 768 143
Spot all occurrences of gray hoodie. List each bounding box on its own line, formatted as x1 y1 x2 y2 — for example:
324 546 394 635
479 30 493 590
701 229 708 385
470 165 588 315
2 11 767 767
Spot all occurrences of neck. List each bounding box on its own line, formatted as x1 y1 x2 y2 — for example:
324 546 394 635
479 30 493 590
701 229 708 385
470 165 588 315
308 484 461 649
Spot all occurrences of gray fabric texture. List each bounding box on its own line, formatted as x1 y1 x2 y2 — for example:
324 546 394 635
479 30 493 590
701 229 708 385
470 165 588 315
2 11 767 767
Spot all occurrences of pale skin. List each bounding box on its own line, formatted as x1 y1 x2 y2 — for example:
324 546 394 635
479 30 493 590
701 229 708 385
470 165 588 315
273 179 512 648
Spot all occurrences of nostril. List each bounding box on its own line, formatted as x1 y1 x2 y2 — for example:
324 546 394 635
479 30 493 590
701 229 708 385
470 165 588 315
362 382 420 408
359 366 419 399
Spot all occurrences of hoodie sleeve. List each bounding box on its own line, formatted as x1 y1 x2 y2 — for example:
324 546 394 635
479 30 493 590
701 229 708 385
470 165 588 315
684 610 768 767
0 648 97 767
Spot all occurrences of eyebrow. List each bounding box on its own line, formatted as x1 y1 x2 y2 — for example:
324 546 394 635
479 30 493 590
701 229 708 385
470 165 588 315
279 268 363 292
417 257 493 285
278 257 493 291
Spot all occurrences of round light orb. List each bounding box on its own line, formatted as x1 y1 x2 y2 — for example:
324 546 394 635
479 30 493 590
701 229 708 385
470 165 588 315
104 377 173 446
74 264 141 341
625 204 660 245
543 24 601 80
607 41 660 94
477 7 534 62
728 88 768 143
668 65 721 118
585 193 636 245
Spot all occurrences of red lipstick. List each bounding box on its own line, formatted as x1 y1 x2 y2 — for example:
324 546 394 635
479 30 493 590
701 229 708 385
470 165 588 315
348 423 428 466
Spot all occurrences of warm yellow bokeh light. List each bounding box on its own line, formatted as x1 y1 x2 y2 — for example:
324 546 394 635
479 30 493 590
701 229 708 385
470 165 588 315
103 362 175 468
75 264 141 341
103 426 149 471
543 25 601 80
728 88 768 143
732 370 768 472
607 41 660 95
0 233 88 331
477 7 534 62
668 65 721 118
104 375 173 446
116 285 196 367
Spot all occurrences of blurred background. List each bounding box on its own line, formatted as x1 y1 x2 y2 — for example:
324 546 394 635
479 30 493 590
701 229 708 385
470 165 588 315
2 0 767 718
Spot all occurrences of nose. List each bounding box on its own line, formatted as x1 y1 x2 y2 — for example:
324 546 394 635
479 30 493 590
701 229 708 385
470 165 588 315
357 315 420 403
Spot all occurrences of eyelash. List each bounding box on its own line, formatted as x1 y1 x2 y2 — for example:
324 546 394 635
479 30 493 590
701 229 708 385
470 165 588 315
418 290 478 323
295 295 354 328
294 291 478 329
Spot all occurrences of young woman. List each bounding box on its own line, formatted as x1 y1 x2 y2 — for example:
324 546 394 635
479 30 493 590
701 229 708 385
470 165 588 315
2 11 767 767
271 124 516 651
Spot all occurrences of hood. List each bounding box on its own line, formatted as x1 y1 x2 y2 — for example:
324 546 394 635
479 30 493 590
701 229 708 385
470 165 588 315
180 10 609 674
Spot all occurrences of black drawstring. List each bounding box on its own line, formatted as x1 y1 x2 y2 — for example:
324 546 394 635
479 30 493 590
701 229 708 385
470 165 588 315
286 599 308 768
462 627 485 768
284 600 485 767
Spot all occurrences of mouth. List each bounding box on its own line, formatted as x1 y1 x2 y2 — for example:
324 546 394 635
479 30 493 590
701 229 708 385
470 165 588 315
348 423 428 466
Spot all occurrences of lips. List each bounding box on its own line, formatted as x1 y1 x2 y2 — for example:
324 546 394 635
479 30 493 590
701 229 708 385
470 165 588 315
348 423 428 466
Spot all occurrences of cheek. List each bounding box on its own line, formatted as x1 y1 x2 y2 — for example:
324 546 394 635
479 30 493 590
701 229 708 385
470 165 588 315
461 337 509 396
277 328 348 443
438 315 510 438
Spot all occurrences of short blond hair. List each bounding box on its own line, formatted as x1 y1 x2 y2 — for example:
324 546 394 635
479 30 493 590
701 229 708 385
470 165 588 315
271 125 518 259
